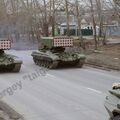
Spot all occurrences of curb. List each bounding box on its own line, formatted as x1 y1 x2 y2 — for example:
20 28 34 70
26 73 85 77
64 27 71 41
85 60 120 71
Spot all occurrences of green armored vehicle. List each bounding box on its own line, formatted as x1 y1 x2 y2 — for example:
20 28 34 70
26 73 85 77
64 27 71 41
31 36 86 69
0 38 22 72
104 83 120 120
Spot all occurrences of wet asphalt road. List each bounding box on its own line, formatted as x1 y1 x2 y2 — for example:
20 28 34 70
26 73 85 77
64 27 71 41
0 50 120 120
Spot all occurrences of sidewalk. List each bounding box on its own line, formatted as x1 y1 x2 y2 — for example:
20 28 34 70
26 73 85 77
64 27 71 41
85 43 120 71
107 37 120 44
86 53 120 70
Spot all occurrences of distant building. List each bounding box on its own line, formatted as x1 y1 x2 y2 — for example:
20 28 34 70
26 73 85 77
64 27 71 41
60 19 93 36
103 23 120 36
95 21 120 36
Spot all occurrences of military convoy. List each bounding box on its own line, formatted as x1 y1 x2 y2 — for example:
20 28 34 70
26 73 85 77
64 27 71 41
1 37 120 120
0 38 22 72
0 36 85 72
104 83 120 120
31 36 86 69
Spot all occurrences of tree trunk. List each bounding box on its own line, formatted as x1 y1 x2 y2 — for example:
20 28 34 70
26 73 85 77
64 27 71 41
43 0 49 36
75 0 84 49
43 22 49 37
52 0 55 37
65 0 70 36
89 0 98 50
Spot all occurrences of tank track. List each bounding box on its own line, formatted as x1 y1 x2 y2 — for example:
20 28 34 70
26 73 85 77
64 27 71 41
0 63 22 72
76 59 85 68
33 57 58 69
0 64 15 72
12 63 22 72
33 57 85 69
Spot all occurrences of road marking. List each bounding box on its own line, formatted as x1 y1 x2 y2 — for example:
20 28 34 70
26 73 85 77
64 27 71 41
47 74 56 78
46 73 103 95
87 88 102 94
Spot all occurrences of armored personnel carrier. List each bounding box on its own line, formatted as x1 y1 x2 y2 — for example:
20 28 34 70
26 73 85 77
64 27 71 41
104 83 120 120
0 38 22 72
31 36 86 69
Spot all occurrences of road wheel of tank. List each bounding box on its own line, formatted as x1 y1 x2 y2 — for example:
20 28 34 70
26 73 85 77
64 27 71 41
38 60 41 66
42 61 46 68
41 60 45 67
35 60 38 65
13 63 21 72
76 61 83 68
33 59 36 64
49 61 58 69
39 60 42 66
44 61 49 68
41 60 44 67
34 58 38 65
33 58 36 64
113 116 120 120
77 59 85 68
36 60 40 65
46 61 51 69
76 62 83 68
45 61 50 68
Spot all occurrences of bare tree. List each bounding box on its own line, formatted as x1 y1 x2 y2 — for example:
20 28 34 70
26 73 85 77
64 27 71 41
51 0 55 36
109 0 120 25
96 0 107 45
65 0 70 36
89 0 98 50
96 0 103 37
75 0 85 49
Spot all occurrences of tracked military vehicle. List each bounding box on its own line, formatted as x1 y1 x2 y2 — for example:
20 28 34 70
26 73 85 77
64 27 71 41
104 83 120 120
0 38 22 72
31 36 86 69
